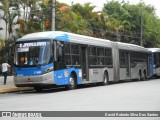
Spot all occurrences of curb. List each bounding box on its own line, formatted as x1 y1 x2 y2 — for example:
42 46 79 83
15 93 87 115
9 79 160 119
0 87 33 93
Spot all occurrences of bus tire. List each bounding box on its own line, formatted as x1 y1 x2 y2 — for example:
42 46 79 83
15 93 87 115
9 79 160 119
102 72 109 85
67 75 77 90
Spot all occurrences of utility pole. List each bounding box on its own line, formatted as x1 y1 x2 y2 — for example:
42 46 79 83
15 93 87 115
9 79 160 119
140 9 143 46
52 0 56 31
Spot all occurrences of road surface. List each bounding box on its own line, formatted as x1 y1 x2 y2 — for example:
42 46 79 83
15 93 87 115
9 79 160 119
1 78 160 111
0 79 160 120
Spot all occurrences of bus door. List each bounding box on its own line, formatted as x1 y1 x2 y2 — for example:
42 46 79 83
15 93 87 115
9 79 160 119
126 52 131 77
80 45 89 81
148 52 152 76
112 42 120 81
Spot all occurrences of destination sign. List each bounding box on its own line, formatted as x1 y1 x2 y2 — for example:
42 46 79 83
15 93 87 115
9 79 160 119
19 42 47 48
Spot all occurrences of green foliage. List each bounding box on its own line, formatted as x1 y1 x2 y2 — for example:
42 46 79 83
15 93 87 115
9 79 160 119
0 37 5 50
103 0 160 47
0 0 160 69
143 11 160 47
0 37 14 65
0 0 160 48
0 0 21 40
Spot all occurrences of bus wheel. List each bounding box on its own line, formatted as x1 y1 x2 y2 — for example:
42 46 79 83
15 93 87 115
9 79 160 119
34 87 43 92
67 75 76 90
102 72 109 85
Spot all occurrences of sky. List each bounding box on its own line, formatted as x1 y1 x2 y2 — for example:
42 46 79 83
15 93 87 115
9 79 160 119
58 0 160 17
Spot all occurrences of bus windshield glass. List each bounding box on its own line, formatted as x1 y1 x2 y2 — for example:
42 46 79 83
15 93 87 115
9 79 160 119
14 41 51 67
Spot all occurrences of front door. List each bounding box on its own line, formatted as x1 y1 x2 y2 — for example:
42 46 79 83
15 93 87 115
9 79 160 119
126 52 131 77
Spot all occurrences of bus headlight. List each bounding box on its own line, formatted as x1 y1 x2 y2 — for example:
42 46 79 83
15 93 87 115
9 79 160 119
43 67 53 74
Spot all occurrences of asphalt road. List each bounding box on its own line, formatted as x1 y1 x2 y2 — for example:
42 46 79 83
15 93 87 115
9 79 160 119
0 78 160 111
0 79 160 120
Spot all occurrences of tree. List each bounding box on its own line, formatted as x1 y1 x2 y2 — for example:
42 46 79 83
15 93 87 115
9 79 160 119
14 0 43 37
143 12 160 47
103 0 160 47
0 0 20 40
0 0 9 40
1 0 160 48
40 0 53 31
40 2 93 36
57 7 93 36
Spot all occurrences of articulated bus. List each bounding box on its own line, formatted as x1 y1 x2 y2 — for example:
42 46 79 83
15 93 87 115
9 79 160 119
148 48 160 77
13 31 150 91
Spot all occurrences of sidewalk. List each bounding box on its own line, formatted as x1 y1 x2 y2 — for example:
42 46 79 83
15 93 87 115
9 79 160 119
0 76 33 93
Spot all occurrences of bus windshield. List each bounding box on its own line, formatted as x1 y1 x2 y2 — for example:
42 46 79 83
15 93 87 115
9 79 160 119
14 41 51 67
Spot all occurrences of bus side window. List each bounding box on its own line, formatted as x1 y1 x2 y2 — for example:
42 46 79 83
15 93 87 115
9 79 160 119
154 52 159 66
54 41 57 61
57 41 62 61
54 41 64 62
64 43 71 65
54 41 66 70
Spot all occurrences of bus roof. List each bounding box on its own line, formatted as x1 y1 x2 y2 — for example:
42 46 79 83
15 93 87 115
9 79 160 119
17 31 113 48
148 48 160 52
117 42 148 52
17 31 69 42
17 31 148 52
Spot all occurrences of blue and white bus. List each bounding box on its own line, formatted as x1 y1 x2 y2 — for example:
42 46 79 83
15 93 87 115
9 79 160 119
148 48 160 77
13 31 149 91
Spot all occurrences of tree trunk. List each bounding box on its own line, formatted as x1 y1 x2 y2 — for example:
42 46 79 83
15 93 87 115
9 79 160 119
5 22 8 40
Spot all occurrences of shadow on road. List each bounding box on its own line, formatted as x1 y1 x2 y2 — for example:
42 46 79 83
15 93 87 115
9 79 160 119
14 78 159 94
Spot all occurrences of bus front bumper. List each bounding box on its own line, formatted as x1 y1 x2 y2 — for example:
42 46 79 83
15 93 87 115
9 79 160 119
14 72 55 87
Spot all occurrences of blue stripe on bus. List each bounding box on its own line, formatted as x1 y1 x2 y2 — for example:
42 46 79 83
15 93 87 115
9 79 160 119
54 68 82 85
55 34 69 42
14 64 82 85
